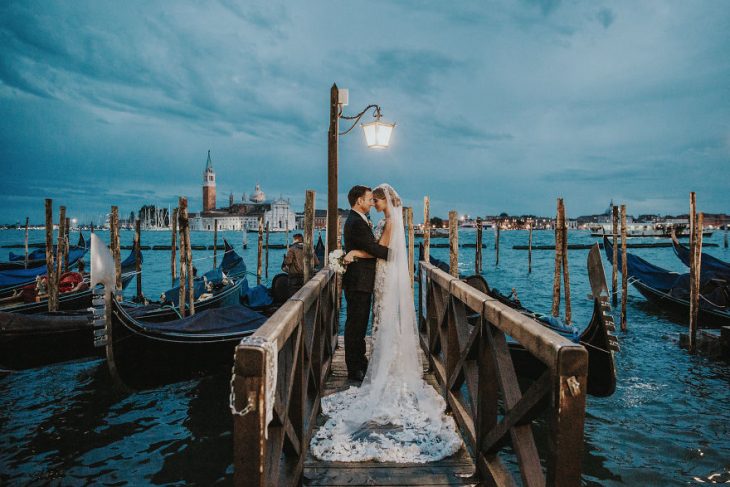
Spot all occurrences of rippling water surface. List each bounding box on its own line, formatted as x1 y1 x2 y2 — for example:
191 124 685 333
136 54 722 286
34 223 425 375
1 227 728 485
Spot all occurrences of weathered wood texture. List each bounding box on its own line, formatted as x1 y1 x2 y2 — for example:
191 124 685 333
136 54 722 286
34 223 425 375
495 221 501 266
552 199 563 317
257 217 264 285
449 211 458 278
178 198 188 317
528 218 532 274
232 268 340 486
135 218 142 299
476 217 483 274
171 207 178 287
56 206 66 289
611 206 619 306
44 199 57 311
304 190 315 283
620 204 628 331
560 200 571 324
690 208 703 352
64 216 70 272
419 261 589 487
110 206 122 294
423 196 431 264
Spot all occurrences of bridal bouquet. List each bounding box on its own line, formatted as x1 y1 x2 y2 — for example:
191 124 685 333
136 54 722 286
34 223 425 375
328 249 347 275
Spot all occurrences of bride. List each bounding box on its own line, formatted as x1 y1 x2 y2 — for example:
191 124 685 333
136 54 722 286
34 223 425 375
309 183 462 463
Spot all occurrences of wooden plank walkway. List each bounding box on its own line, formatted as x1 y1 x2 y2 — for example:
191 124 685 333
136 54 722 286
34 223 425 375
303 337 477 486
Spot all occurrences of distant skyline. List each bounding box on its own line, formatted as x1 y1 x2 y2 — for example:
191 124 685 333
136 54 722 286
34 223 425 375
1 1 728 224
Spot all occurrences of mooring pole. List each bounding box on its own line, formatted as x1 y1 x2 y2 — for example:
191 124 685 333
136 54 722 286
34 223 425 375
213 218 218 269
495 222 500 267
690 212 704 353
56 206 66 292
476 217 483 274
24 216 29 269
527 218 533 274
303 190 315 283
612 205 619 306
552 199 563 318
327 83 340 257
257 217 263 285
423 196 430 264
171 207 178 287
110 206 122 299
185 207 194 316
561 200 571 324
44 199 57 311
265 220 270 279
449 210 458 278
724 223 728 248
64 216 70 272
178 198 187 317
620 204 628 331
135 218 142 300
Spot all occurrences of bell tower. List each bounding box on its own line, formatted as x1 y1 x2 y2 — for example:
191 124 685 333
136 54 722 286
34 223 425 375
202 150 216 212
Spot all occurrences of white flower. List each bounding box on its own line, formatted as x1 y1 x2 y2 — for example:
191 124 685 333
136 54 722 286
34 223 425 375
328 250 347 275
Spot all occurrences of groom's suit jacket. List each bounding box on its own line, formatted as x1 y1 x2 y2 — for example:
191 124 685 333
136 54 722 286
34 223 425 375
343 210 389 293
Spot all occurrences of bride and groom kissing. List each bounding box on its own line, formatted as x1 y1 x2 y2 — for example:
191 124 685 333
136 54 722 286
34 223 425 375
309 183 462 463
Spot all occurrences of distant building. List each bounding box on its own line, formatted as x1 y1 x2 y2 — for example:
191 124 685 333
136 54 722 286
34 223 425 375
189 152 296 231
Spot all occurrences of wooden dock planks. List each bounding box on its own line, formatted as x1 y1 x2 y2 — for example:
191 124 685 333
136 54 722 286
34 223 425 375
302 337 476 486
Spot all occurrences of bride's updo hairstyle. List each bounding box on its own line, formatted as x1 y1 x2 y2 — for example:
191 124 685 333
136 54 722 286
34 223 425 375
373 185 401 207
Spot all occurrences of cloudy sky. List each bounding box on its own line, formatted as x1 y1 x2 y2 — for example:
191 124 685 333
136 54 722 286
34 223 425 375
1 0 728 224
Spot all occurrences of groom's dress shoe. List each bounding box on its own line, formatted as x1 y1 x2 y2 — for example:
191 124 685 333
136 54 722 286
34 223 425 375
348 369 366 381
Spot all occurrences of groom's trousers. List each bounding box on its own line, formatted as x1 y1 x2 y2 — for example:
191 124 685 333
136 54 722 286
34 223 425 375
344 289 372 374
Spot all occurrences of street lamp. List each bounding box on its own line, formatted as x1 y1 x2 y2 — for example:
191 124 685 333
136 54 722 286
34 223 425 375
327 83 395 254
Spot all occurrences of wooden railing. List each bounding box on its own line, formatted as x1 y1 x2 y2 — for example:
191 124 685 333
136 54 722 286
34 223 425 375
230 268 339 487
419 261 589 487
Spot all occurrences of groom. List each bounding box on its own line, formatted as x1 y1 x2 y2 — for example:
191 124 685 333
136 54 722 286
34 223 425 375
342 185 389 381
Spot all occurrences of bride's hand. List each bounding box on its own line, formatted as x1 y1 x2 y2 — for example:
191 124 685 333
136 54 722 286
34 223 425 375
343 251 356 264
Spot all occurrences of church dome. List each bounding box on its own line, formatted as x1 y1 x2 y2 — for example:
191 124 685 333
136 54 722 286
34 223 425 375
250 183 265 203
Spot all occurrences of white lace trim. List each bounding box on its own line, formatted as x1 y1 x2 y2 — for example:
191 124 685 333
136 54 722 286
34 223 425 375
240 335 277 439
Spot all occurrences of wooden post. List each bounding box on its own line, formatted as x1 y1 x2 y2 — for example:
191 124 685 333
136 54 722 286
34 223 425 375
476 217 483 274
304 190 315 283
56 206 66 289
64 216 70 272
495 221 500 266
171 207 178 287
611 206 619 306
552 199 563 318
561 201 571 324
688 192 698 352
527 218 533 274
449 210 458 277
257 217 263 285
327 83 339 256
620 204 628 331
185 207 194 316
178 198 187 317
24 216 29 269
724 223 728 248
265 221 270 279
110 206 122 297
406 207 414 287
423 196 430 264
690 212 704 352
135 218 142 300
44 199 57 311
213 218 218 269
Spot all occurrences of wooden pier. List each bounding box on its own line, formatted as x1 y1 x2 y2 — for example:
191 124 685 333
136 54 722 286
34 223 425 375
231 262 589 486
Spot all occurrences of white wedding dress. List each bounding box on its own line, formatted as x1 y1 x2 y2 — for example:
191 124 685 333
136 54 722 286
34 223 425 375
310 184 462 463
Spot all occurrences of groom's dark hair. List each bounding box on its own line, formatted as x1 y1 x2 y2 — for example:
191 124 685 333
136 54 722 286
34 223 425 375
348 185 371 207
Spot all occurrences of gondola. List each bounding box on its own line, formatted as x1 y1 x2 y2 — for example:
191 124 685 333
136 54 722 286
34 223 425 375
670 235 730 279
0 234 87 271
419 243 618 397
0 247 140 314
604 236 730 327
0 247 87 298
105 281 263 388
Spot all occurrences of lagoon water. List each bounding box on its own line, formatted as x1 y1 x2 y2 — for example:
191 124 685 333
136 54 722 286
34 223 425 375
1 227 729 485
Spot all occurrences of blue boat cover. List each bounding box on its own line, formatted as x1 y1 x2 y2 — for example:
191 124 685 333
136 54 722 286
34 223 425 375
221 239 247 278
672 240 730 279
138 304 267 334
237 276 272 308
161 279 208 306
0 248 86 288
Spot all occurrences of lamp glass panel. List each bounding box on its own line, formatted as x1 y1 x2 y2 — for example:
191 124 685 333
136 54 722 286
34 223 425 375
362 121 395 149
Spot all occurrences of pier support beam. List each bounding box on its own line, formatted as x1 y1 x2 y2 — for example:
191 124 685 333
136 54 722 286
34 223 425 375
449 210 458 278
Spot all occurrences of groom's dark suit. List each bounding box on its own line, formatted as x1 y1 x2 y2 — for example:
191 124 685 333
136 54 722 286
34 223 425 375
343 210 389 376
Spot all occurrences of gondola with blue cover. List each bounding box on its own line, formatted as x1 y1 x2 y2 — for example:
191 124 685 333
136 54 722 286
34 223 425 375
670 235 730 279
604 236 729 326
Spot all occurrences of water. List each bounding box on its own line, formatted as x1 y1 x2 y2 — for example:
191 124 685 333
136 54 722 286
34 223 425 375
1 227 729 485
